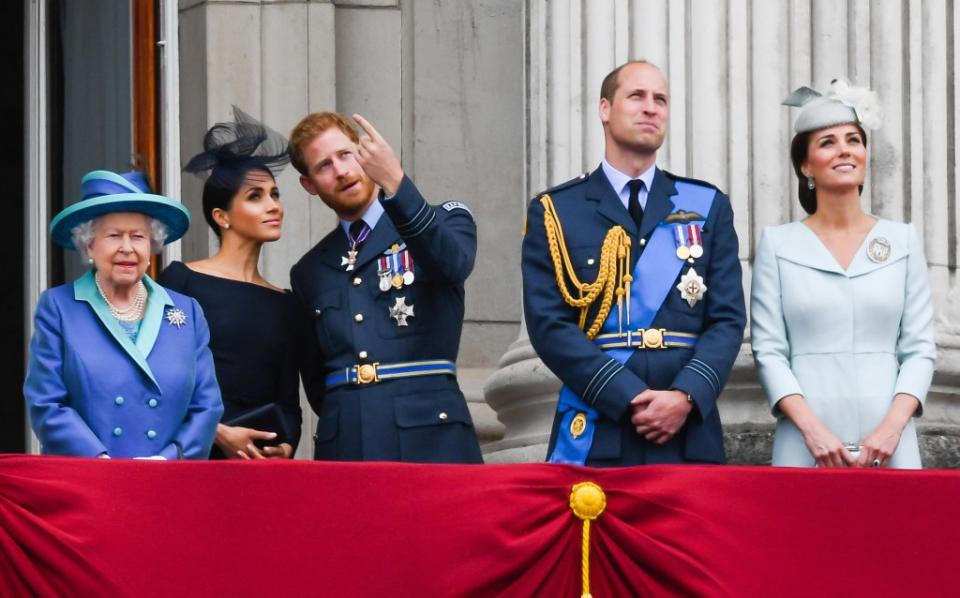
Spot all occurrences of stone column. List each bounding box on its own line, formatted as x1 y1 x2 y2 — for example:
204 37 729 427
485 0 960 466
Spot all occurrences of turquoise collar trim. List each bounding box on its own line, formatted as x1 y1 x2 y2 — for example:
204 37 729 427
73 271 174 390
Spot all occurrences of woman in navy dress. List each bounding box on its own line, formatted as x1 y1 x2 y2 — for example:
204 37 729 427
160 107 302 459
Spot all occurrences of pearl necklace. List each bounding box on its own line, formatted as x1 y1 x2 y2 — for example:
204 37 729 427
95 274 147 322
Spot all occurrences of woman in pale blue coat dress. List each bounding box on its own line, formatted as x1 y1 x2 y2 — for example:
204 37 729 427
751 81 935 469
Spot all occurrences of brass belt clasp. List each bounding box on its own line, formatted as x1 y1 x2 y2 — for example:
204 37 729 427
353 362 380 385
641 328 667 349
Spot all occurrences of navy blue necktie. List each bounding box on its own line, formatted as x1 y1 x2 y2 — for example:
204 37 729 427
627 179 645 228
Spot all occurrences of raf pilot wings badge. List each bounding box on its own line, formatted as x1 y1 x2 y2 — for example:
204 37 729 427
664 209 707 224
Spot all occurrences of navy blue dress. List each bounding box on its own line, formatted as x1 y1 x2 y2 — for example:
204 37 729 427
159 261 302 457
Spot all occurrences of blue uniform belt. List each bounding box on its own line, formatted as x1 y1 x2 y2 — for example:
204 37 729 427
324 359 457 390
591 328 698 351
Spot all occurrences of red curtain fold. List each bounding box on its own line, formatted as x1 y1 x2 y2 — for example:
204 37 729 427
1 455 958 597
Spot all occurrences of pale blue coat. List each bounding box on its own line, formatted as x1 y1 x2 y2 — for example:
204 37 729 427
23 271 223 459
750 219 935 468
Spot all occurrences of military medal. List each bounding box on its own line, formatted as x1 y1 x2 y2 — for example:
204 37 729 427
341 250 358 271
389 296 415 326
688 224 704 259
673 225 691 260
677 268 707 308
401 250 415 285
342 223 372 271
867 237 891 263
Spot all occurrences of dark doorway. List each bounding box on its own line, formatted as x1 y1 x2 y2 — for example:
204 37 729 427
4 0 25 452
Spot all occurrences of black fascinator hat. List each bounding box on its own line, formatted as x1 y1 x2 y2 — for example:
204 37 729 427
183 105 290 190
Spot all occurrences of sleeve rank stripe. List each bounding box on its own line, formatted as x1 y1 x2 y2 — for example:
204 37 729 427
404 210 436 238
685 361 720 395
395 201 431 234
584 359 618 401
690 358 722 391
589 363 623 405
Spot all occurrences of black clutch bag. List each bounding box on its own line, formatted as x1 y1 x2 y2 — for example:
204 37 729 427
222 403 292 448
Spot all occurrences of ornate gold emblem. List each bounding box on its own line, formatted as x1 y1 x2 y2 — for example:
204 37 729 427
642 328 665 349
677 268 707 308
570 412 587 439
356 363 378 384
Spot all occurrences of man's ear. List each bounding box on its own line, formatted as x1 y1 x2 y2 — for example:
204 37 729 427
599 97 611 125
300 174 317 195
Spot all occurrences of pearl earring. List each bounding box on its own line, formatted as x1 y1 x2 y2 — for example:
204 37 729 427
88 257 94 265
224 223 230 230
807 176 815 190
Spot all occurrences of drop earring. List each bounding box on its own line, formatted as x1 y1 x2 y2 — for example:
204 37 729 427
807 176 815 190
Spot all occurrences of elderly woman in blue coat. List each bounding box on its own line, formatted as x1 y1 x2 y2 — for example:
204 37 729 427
751 81 935 469
23 170 223 459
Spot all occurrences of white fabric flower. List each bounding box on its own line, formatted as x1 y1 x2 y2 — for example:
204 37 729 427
827 79 883 129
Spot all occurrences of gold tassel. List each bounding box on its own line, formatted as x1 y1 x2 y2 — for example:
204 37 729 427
570 482 608 598
540 195 632 340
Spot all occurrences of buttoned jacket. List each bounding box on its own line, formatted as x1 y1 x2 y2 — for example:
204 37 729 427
522 166 746 465
23 272 223 459
291 176 482 463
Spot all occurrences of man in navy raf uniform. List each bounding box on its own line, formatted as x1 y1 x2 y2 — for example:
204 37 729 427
522 60 746 466
289 111 482 463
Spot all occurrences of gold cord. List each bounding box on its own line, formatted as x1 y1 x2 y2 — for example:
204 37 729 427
570 482 607 598
539 194 633 339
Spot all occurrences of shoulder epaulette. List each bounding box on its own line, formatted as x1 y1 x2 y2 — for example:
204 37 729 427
662 169 725 195
529 172 590 205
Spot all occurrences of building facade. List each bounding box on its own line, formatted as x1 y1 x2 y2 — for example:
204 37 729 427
21 0 960 465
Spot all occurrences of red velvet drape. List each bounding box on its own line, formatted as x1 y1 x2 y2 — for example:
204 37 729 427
2 455 958 597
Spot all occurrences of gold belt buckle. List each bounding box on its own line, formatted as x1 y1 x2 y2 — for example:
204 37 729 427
353 362 380 385
641 328 666 349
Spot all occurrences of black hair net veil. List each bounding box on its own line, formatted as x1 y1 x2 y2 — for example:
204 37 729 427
183 106 290 190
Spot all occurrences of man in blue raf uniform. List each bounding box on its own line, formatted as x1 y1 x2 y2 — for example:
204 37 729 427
289 111 482 463
522 60 746 466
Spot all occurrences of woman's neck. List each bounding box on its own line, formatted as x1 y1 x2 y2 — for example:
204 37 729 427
807 188 871 230
95 273 140 308
208 235 264 283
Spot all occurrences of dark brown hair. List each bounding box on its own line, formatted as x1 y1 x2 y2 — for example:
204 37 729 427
789 123 867 214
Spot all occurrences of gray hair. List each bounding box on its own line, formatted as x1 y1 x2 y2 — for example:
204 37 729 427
72 216 169 264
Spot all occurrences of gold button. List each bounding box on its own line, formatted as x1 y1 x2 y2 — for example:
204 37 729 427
359 350 368 359
352 277 362 286
354 313 364 323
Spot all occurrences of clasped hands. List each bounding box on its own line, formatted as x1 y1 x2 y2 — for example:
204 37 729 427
802 420 902 469
630 389 693 445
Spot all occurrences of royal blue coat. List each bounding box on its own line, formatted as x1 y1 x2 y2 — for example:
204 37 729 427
23 271 223 459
